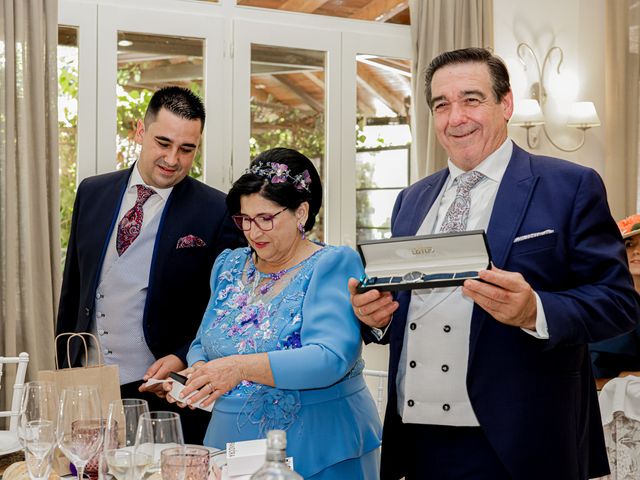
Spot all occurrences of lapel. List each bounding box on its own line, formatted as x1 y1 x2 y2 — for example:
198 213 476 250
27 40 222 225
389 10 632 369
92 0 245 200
402 169 449 236
91 168 132 296
468 143 538 361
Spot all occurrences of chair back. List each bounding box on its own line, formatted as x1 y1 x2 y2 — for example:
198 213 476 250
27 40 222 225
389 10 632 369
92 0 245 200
363 368 388 418
0 352 29 432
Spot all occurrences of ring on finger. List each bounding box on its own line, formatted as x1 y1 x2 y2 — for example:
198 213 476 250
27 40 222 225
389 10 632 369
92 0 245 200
358 307 365 316
208 382 215 392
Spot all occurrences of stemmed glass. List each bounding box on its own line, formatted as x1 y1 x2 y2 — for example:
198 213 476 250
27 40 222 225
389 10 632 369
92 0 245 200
18 381 59 480
134 411 184 476
101 399 151 480
57 385 103 480
22 419 56 480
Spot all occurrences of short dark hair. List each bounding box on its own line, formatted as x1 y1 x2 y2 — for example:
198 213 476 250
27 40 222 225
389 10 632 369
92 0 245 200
226 148 323 232
144 86 206 132
425 47 511 110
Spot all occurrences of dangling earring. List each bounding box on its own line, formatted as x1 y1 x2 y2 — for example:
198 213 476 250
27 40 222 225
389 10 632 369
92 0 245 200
298 223 306 240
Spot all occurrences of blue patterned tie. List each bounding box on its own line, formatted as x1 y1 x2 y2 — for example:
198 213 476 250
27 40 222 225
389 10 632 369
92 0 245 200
439 171 485 233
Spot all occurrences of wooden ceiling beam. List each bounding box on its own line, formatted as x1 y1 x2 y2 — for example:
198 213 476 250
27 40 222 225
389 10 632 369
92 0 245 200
279 0 332 13
272 74 324 112
357 64 406 115
349 0 409 22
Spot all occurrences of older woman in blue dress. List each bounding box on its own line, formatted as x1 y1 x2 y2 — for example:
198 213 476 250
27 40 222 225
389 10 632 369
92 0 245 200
166 147 381 479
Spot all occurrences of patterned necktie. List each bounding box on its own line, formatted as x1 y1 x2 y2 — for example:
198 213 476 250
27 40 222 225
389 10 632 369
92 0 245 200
439 171 485 233
116 185 156 256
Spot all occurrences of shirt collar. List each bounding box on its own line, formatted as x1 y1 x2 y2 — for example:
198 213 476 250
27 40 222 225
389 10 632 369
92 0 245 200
446 139 513 186
128 163 173 201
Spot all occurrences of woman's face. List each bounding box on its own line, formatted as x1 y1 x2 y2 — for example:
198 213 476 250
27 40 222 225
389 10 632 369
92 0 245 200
238 193 308 266
625 234 640 278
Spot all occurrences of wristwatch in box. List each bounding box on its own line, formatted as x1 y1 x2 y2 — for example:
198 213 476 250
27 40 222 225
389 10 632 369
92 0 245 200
356 230 492 293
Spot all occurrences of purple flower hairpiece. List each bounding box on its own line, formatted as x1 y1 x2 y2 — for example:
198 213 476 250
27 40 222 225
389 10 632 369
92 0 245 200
245 162 312 192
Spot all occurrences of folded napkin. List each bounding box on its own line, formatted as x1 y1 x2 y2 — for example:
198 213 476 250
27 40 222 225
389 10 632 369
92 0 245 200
599 375 640 425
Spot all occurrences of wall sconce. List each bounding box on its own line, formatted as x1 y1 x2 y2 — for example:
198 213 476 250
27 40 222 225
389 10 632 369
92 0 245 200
510 42 600 153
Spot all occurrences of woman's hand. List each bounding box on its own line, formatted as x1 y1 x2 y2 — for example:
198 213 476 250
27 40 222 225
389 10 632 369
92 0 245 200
180 356 246 408
164 361 205 409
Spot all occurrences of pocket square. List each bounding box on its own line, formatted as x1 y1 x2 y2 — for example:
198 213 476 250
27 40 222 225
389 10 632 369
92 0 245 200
513 229 555 243
176 235 206 249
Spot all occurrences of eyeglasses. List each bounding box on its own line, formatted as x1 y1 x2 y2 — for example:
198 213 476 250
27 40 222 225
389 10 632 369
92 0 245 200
231 206 289 231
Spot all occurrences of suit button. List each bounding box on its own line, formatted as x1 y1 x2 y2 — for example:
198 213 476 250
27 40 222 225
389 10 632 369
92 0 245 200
409 361 417 368
84 307 90 317
442 404 450 411
409 323 417 331
95 293 103 299
98 329 105 335
441 364 449 372
443 325 451 332
408 399 415 407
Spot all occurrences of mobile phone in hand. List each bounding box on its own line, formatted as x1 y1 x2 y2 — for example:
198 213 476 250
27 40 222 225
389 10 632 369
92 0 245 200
169 372 188 385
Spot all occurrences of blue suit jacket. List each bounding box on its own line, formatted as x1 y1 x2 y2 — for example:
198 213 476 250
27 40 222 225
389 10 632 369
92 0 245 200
375 144 640 479
56 166 243 368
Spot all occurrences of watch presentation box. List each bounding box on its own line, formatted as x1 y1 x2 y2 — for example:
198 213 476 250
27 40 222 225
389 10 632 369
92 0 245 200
356 230 491 293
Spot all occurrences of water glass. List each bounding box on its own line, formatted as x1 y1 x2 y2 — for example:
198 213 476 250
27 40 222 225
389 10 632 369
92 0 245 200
106 399 149 449
161 446 210 480
134 411 184 475
19 381 58 447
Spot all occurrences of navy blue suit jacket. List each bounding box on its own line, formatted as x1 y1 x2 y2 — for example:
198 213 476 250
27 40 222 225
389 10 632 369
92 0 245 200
56 166 242 369
375 144 640 479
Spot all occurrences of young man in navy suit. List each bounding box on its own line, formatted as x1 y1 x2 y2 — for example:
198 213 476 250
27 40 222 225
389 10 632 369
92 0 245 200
56 86 242 443
349 48 640 479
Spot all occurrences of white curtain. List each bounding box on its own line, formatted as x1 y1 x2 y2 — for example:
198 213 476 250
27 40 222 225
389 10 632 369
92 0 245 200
0 0 59 414
409 0 493 180
604 0 640 219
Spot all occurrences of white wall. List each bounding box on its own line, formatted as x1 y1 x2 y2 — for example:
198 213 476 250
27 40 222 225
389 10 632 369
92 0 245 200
495 0 605 173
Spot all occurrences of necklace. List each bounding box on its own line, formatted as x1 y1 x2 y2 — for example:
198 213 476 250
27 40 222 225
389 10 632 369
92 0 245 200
246 247 323 296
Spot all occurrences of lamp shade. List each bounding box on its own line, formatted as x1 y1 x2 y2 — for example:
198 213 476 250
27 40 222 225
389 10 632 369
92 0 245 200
566 102 600 128
510 99 545 126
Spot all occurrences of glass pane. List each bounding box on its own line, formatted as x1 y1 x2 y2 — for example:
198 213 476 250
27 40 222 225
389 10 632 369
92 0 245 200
355 55 412 244
356 147 409 189
357 189 401 241
250 43 326 242
237 0 410 24
58 25 79 260
116 32 204 178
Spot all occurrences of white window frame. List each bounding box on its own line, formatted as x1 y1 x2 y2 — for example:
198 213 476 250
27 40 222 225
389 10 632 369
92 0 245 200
57 0 411 243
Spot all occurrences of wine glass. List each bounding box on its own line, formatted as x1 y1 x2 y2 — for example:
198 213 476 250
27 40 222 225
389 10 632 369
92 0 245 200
134 411 184 476
18 381 59 446
101 399 151 480
23 419 56 480
57 385 103 480
18 381 59 480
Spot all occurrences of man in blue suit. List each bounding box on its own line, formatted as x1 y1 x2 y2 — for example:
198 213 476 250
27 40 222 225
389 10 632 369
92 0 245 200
349 48 640 479
56 86 241 443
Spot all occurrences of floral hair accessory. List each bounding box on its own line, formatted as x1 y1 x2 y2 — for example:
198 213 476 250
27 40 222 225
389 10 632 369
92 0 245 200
245 162 312 192
617 213 640 239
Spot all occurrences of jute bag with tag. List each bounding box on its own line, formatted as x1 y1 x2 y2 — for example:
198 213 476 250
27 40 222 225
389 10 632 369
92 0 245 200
38 333 121 475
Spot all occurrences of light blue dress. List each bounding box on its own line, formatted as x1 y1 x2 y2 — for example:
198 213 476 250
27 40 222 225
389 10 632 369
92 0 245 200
187 245 382 479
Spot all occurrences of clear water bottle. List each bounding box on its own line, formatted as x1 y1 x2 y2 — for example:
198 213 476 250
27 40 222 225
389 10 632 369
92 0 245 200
249 430 303 479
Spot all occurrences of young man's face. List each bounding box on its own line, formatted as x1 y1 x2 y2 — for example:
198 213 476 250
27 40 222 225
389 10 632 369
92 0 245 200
430 62 513 171
134 108 202 189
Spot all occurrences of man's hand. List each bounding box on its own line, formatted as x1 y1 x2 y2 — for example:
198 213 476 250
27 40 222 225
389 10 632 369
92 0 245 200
461 266 537 330
139 354 186 398
348 278 399 329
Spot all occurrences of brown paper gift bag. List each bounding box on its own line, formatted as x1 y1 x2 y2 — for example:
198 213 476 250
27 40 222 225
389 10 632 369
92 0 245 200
38 333 121 475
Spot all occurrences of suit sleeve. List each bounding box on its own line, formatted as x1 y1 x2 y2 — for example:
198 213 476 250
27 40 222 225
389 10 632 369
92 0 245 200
538 168 640 347
56 181 85 338
268 247 365 389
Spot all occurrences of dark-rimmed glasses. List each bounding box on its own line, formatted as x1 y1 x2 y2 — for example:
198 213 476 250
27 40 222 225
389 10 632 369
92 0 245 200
231 206 288 231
